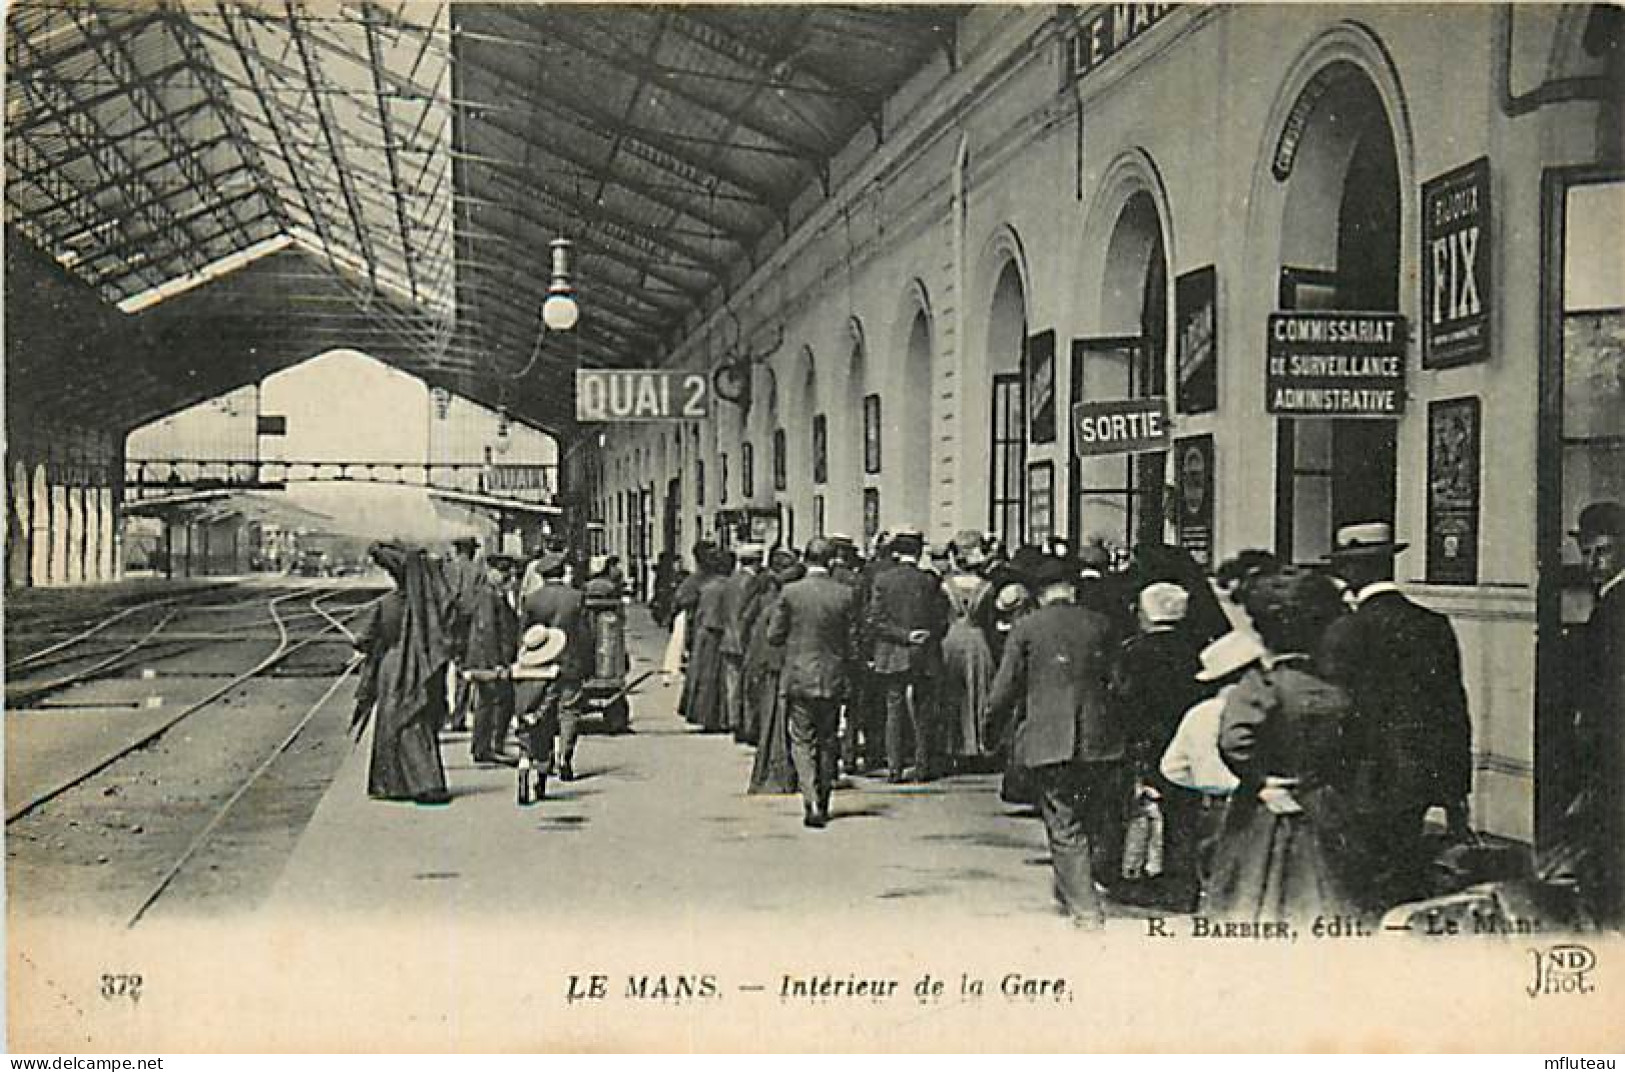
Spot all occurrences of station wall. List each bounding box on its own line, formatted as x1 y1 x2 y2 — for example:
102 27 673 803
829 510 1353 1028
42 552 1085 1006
589 4 1622 844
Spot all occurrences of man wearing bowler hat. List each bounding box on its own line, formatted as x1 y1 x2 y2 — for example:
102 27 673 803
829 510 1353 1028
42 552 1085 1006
1569 501 1625 922
1320 521 1473 910
866 528 949 782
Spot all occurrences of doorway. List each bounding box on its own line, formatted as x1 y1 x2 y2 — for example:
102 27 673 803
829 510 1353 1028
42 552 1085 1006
1536 168 1625 847
1272 64 1401 564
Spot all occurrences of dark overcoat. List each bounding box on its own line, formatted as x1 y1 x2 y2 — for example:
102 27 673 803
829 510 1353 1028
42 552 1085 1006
987 601 1122 769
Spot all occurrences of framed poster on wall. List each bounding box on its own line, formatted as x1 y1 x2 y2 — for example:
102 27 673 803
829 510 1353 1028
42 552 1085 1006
772 428 786 491
1175 266 1217 414
811 414 827 485
1027 461 1054 545
1426 396 1481 585
1174 434 1215 567
1422 157 1492 368
863 394 882 474
863 487 880 541
1027 330 1057 443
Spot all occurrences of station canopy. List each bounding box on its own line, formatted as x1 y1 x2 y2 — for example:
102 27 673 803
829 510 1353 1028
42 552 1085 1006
4 3 960 432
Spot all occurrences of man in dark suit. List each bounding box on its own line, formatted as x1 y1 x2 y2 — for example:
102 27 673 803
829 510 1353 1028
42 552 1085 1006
718 543 767 741
830 535 880 773
988 555 1123 928
515 551 593 782
1320 521 1473 910
464 555 520 765
443 535 485 732
766 537 861 828
866 529 950 782
1571 501 1625 923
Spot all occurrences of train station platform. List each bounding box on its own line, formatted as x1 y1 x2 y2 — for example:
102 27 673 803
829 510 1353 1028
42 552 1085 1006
262 609 1072 932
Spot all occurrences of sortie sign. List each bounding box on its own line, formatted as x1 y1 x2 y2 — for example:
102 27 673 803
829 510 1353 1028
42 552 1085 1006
1071 397 1172 457
1266 312 1407 417
576 370 710 422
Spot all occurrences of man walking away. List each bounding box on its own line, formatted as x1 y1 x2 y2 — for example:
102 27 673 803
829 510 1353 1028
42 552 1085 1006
866 529 949 783
1320 522 1473 911
988 556 1123 929
767 538 861 829
444 535 485 732
719 543 767 741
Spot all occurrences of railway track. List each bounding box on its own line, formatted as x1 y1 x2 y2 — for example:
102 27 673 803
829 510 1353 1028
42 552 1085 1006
5 585 376 708
5 584 383 825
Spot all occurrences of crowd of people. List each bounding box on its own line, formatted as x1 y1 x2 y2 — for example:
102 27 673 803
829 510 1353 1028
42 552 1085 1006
663 519 1486 930
342 496 1624 932
350 536 628 807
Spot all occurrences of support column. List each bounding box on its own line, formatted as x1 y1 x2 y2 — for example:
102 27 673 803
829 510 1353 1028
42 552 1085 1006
49 484 69 585
30 466 49 586
66 485 85 585
8 461 30 589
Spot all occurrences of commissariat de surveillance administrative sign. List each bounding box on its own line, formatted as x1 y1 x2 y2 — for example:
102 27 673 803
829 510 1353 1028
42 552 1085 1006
1266 312 1407 418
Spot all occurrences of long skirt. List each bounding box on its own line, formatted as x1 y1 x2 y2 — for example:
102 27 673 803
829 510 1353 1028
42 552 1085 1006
740 656 775 746
748 675 797 795
687 626 727 731
368 685 450 802
1204 793 1360 923
940 619 995 758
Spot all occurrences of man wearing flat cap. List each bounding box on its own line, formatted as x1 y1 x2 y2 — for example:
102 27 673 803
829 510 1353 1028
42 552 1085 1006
463 554 520 765
1320 521 1473 910
1569 501 1625 922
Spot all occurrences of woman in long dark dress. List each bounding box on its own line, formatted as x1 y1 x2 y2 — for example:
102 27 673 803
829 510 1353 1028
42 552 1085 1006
747 555 804 794
353 541 457 804
1205 567 1363 921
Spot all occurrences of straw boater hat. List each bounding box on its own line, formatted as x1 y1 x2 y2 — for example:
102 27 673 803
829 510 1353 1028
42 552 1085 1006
516 624 569 669
1196 630 1267 682
735 542 766 563
1325 521 1409 560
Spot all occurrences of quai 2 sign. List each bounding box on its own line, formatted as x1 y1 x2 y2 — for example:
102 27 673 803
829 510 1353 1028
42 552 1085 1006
575 370 710 422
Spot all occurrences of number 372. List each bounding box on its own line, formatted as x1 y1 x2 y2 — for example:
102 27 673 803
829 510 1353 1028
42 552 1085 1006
100 973 142 1002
